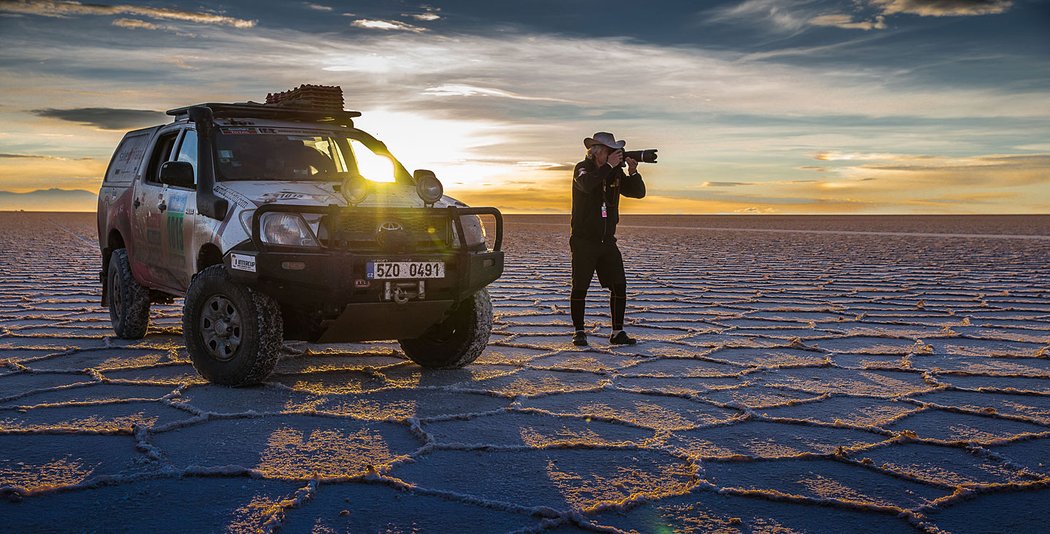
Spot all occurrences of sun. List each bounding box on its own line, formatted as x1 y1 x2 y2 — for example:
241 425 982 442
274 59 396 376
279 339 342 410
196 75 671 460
352 108 512 189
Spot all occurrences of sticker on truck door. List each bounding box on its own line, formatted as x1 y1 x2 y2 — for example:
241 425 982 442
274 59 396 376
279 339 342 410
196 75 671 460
166 193 187 256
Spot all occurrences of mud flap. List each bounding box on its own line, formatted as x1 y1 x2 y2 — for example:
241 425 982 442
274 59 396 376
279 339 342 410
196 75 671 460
100 270 109 307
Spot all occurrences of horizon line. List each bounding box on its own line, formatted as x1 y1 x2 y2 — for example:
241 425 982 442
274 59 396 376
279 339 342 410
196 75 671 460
3 210 1048 216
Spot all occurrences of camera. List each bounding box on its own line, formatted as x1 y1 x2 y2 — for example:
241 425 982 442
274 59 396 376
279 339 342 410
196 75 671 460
618 149 658 166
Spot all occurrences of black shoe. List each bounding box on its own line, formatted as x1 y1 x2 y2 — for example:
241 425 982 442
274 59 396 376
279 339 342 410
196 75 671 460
609 331 637 345
572 331 588 346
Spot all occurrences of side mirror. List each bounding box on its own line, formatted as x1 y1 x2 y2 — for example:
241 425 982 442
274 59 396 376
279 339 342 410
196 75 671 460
160 161 195 189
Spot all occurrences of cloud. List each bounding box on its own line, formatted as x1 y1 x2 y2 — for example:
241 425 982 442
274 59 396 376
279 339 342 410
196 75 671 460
651 151 1049 214
404 5 441 21
855 154 1050 187
786 153 1050 213
702 181 752 187
407 12 440 21
422 84 575 103
112 17 160 30
0 154 107 191
351 19 426 32
304 3 333 12
913 192 1015 204
0 153 50 158
870 0 1013 17
0 0 255 27
808 13 887 30
0 153 92 160
814 151 911 161
448 186 865 215
2 11 1046 213
734 206 777 213
514 161 574 171
707 0 814 32
1015 143 1050 152
711 0 1010 33
32 107 166 130
9 18 1046 121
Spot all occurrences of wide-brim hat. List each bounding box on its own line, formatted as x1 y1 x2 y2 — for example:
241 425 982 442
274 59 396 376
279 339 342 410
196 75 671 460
584 132 625 150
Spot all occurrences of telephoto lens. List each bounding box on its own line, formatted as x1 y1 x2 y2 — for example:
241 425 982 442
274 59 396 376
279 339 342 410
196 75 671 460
619 149 658 167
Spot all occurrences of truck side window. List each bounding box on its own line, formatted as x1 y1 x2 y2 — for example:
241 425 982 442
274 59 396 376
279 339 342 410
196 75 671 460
104 132 150 184
175 130 198 185
146 132 179 184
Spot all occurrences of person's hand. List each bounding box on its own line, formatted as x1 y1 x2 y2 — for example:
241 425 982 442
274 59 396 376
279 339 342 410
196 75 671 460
626 157 638 175
606 150 623 167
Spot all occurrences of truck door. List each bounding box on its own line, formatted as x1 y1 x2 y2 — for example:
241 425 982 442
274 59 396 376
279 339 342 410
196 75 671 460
132 128 180 290
164 128 199 292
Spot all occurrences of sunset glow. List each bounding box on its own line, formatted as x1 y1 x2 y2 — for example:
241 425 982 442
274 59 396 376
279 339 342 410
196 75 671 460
0 1 1047 213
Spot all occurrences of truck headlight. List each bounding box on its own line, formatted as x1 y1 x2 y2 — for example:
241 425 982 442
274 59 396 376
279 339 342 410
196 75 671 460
414 170 443 204
342 175 369 205
259 212 320 248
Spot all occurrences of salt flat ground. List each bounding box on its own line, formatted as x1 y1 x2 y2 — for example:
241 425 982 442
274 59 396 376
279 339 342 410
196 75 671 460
1 212 1049 533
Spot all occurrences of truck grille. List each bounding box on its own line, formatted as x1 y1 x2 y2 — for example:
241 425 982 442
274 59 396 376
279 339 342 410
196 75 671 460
323 213 452 251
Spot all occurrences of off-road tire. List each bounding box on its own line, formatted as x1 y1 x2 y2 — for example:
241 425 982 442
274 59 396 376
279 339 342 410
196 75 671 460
399 289 492 369
107 248 151 339
183 265 283 386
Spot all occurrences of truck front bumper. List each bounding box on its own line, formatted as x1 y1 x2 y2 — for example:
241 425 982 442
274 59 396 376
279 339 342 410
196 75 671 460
224 205 504 342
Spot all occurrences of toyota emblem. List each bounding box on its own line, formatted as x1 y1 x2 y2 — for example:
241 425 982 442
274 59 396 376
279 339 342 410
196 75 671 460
376 220 406 249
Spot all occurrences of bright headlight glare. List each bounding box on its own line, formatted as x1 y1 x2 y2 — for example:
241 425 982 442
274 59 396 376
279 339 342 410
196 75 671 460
259 212 319 248
416 175 443 204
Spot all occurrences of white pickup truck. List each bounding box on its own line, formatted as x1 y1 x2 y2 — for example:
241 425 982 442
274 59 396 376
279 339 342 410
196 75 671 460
96 85 504 385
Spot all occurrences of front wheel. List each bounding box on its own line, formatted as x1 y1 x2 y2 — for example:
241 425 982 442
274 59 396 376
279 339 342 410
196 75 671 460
183 265 283 386
399 289 492 369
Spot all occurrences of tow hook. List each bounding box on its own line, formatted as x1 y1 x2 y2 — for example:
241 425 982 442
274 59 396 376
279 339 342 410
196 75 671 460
384 281 425 304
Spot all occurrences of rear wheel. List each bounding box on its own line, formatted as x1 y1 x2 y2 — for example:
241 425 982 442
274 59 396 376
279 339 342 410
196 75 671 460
183 265 283 385
107 248 150 339
399 289 492 369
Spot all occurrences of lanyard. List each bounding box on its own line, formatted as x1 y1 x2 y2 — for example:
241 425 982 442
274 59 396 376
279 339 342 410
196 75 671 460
601 170 608 218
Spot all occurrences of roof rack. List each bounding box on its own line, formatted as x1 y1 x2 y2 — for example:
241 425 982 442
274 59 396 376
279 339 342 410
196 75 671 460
167 85 361 126
166 102 361 126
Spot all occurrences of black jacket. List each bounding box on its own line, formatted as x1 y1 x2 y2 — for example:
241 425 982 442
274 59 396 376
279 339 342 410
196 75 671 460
571 158 646 243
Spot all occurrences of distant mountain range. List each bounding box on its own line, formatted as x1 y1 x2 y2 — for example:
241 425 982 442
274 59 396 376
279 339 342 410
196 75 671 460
0 188 98 211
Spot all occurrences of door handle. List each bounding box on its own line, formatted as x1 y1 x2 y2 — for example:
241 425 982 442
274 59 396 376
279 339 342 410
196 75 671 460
158 202 167 212
133 198 141 209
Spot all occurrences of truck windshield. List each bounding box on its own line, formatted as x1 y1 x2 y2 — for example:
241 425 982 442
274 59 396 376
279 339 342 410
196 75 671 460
214 128 410 183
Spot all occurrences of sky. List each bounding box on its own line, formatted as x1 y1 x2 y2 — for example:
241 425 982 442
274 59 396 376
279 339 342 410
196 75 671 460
0 0 1048 214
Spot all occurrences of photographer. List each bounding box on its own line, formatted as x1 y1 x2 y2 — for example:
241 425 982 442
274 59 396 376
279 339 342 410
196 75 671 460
570 132 646 346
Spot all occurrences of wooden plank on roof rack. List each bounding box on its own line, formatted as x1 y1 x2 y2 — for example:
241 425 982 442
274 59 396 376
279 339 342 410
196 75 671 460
266 84 345 111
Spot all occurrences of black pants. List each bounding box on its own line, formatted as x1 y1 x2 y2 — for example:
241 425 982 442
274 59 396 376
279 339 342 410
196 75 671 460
570 238 627 331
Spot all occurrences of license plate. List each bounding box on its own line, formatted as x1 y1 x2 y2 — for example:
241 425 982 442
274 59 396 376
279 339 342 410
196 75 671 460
367 261 445 279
